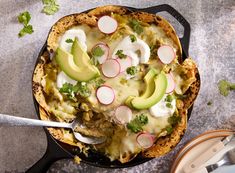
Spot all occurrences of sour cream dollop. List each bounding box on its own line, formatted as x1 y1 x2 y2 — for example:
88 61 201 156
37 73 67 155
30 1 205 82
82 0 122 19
112 35 150 66
57 71 77 88
59 28 87 52
149 94 176 117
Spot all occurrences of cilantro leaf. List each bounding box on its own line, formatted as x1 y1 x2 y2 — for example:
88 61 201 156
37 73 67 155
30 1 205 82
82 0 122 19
59 83 76 99
165 126 173 135
65 38 74 43
129 19 143 34
218 79 235 97
166 102 173 108
76 82 91 98
126 66 138 75
92 46 105 57
168 114 181 126
59 82 91 99
42 0 59 15
18 11 31 26
165 95 174 102
17 11 34 37
127 114 148 133
18 24 34 37
115 50 127 59
129 34 137 42
96 78 105 87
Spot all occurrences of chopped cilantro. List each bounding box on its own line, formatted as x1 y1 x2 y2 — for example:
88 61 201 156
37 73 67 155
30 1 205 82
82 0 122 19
126 66 138 76
89 78 105 88
17 11 34 37
65 38 73 43
129 19 143 34
207 101 212 106
165 126 173 135
127 114 148 133
168 114 181 126
59 83 77 99
115 50 127 59
18 11 31 26
218 79 235 97
166 102 173 108
76 82 91 98
165 95 174 102
59 82 91 99
18 25 34 37
92 46 105 57
42 0 59 15
129 34 137 42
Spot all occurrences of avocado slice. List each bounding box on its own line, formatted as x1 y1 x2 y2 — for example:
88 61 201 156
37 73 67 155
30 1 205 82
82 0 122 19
125 95 135 108
140 68 158 98
55 47 100 82
71 37 90 67
131 72 167 109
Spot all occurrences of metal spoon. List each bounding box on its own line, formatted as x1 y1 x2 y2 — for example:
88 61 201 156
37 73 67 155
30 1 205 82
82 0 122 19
0 113 106 144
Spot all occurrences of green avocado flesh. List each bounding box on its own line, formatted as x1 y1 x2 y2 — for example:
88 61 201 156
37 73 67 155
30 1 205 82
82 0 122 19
140 68 158 98
71 37 90 67
55 47 100 82
125 95 135 108
131 72 167 109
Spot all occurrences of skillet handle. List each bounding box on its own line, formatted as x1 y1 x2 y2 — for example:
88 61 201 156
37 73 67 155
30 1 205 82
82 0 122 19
138 4 191 59
25 131 72 173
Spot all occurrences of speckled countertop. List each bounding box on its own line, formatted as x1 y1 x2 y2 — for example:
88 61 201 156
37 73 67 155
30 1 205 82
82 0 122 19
0 0 234 173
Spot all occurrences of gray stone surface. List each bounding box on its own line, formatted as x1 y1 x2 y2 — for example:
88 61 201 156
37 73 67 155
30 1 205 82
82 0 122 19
0 0 234 172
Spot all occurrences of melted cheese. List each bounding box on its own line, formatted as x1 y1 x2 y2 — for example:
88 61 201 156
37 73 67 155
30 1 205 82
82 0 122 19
51 22 182 161
88 72 143 113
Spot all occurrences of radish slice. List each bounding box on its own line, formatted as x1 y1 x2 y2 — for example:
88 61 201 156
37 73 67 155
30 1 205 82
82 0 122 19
157 45 176 64
101 59 120 78
136 132 154 149
116 56 132 72
92 43 109 64
96 85 115 105
98 16 118 34
115 105 132 124
166 73 176 93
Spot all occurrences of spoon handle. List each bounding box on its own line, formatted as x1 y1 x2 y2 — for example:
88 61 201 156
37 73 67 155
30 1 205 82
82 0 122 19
0 113 71 129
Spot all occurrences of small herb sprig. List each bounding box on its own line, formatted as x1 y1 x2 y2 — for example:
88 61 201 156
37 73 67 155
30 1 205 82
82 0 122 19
127 114 148 133
218 79 235 97
59 82 91 99
18 11 34 37
42 0 60 15
129 19 143 34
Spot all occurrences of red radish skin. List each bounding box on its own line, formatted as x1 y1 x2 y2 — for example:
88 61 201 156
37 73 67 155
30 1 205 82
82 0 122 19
98 16 118 34
157 45 176 64
136 132 155 149
101 59 121 78
116 56 132 72
92 43 110 64
96 85 115 105
115 105 132 124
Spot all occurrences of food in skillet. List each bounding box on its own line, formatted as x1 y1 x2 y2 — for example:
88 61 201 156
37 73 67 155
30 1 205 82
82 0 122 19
33 5 200 163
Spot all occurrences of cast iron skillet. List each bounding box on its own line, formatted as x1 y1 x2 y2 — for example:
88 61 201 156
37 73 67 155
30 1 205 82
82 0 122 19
26 4 191 173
